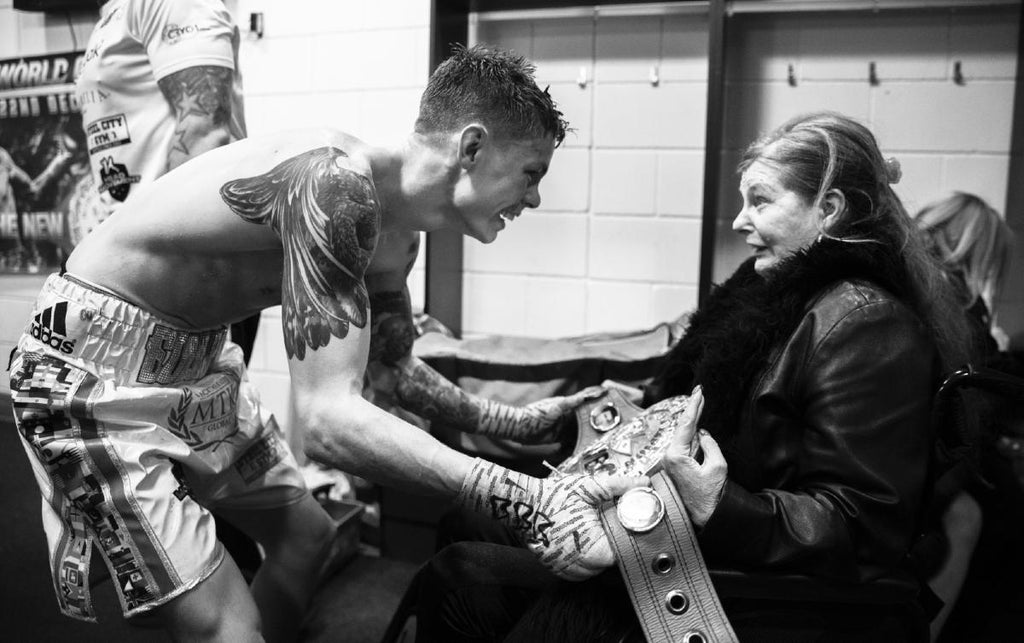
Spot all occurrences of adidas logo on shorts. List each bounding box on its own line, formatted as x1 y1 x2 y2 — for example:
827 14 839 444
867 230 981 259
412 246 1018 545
30 301 77 354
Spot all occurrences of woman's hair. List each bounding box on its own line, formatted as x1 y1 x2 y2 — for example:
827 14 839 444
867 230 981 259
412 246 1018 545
914 192 1014 310
415 44 568 145
739 111 975 369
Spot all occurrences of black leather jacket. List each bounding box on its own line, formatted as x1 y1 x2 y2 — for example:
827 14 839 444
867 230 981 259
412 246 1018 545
646 240 943 582
697 279 937 581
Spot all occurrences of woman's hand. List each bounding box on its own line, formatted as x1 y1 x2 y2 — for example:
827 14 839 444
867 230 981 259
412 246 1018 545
662 386 728 527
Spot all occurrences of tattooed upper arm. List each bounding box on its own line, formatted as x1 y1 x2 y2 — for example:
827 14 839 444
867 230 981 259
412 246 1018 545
219 147 380 360
369 289 416 366
157 65 234 166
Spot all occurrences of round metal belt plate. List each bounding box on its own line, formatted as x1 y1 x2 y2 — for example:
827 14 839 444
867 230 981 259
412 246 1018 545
589 402 621 432
616 486 665 533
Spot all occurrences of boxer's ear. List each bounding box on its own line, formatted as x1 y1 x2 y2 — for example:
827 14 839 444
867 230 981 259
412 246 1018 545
458 124 487 168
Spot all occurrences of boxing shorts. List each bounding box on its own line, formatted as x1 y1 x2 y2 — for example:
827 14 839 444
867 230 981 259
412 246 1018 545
8 273 307 621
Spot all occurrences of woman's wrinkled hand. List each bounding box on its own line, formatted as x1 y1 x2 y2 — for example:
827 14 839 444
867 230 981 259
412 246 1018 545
662 386 728 527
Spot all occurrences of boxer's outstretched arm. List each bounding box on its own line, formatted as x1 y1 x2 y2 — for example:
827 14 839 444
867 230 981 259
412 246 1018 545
218 147 642 580
366 274 602 444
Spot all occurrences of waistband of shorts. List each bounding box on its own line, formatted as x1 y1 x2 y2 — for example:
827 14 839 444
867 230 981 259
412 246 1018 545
22 273 228 387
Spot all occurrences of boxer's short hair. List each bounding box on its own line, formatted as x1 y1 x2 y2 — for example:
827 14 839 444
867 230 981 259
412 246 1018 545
416 44 568 145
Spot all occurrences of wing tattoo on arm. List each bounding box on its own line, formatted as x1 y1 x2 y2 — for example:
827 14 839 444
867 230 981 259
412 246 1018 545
219 147 379 360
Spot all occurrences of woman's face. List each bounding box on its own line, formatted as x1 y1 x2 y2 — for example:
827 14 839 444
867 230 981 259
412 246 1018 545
732 159 824 275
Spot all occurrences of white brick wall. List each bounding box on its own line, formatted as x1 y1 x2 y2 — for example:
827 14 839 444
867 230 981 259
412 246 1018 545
472 4 1020 345
469 13 708 338
715 5 1021 348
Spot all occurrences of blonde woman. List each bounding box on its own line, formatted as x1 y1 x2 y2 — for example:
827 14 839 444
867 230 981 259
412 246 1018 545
915 192 1014 352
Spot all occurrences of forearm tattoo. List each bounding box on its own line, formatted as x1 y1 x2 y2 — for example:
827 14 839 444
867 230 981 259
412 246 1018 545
220 147 379 359
369 290 415 366
158 66 233 161
394 361 483 430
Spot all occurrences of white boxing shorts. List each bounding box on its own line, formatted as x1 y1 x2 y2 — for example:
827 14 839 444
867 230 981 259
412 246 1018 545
8 273 307 622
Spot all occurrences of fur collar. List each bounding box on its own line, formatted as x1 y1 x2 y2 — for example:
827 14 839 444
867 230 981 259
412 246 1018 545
647 238 914 438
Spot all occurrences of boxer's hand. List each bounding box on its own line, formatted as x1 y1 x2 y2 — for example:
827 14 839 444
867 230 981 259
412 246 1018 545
456 458 645 580
600 379 645 405
479 386 606 444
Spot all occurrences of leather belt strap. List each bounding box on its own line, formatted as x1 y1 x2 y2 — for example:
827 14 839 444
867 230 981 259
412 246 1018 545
601 471 738 643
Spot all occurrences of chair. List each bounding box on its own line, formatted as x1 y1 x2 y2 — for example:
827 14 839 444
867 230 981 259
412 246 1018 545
929 361 1024 642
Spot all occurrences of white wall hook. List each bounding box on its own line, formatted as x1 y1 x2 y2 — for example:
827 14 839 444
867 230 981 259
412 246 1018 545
577 67 589 89
249 12 264 39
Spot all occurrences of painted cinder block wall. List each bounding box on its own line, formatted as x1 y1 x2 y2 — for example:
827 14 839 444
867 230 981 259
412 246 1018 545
467 13 708 338
473 5 1020 344
712 5 1022 342
1 2 1021 410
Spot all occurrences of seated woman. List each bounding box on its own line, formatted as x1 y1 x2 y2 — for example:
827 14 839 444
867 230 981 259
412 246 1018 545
414 112 974 642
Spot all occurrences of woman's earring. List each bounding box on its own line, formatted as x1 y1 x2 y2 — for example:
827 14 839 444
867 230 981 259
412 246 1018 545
816 233 824 243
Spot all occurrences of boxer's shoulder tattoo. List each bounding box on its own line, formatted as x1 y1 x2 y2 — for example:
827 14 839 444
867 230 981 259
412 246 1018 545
369 290 414 365
394 361 482 428
220 147 380 359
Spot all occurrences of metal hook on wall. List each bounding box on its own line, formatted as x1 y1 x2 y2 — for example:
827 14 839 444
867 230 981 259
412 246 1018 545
868 61 879 86
576 66 589 89
249 12 264 39
953 61 965 85
787 63 797 87
649 65 660 87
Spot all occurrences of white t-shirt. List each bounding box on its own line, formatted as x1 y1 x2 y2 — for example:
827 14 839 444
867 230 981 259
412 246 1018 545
76 0 245 208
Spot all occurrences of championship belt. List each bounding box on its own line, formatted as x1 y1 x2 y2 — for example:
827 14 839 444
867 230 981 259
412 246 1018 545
554 390 737 643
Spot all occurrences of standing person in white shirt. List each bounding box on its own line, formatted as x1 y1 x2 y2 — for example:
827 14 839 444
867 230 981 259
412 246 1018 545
75 0 264 592
76 0 260 363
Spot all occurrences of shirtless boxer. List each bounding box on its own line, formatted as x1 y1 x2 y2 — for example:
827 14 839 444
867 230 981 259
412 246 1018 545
8 45 642 642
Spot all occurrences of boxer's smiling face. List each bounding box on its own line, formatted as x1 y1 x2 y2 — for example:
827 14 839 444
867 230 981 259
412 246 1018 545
452 130 555 243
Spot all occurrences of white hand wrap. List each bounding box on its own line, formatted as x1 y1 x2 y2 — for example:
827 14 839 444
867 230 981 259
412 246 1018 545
478 398 557 441
455 458 619 580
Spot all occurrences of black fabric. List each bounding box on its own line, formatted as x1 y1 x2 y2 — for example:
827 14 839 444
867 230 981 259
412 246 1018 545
414 542 560 643
939 442 1024 642
419 322 680 392
230 312 262 366
937 355 1024 641
696 272 936 580
416 545 917 643
0 413 166 642
643 237 911 439
220 312 265 577
416 320 682 467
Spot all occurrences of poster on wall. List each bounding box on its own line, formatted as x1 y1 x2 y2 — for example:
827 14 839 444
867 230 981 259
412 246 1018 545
0 50 96 275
